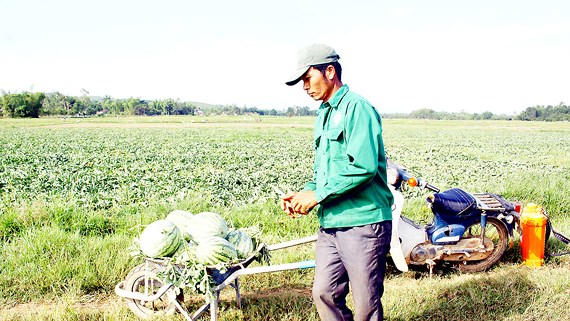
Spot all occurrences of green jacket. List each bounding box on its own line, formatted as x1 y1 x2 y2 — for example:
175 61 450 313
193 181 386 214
303 85 393 228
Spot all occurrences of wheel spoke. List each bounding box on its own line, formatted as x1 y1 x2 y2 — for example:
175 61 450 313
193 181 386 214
123 263 183 318
455 218 508 272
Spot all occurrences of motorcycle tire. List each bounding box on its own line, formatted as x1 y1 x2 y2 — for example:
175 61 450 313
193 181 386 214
455 217 508 273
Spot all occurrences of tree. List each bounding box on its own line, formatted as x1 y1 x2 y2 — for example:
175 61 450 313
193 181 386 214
172 101 195 115
42 92 72 115
481 111 493 120
102 96 118 115
295 106 312 116
123 97 147 115
410 108 437 119
518 106 540 121
0 91 45 118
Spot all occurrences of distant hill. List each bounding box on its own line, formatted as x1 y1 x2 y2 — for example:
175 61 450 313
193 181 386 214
187 101 223 110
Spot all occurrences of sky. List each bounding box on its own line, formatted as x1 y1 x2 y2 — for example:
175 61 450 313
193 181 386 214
1 0 569 115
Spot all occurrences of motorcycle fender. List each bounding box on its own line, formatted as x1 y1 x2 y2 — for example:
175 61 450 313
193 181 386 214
389 186 409 272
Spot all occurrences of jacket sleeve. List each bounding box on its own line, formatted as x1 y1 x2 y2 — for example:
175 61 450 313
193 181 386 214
314 100 382 203
303 146 318 191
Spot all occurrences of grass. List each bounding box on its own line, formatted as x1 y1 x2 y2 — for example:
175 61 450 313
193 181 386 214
0 116 569 320
0 115 316 128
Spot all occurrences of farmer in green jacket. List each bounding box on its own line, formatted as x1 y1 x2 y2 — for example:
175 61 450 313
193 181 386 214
281 43 394 321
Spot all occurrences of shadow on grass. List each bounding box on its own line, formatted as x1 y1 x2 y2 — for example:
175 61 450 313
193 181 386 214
387 268 536 321
181 284 318 321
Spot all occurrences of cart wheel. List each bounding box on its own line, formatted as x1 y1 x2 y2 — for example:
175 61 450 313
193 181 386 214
123 263 184 319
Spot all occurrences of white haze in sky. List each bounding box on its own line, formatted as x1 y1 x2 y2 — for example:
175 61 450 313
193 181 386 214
1 0 569 114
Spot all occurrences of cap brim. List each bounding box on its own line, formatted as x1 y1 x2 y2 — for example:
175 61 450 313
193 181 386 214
285 66 310 86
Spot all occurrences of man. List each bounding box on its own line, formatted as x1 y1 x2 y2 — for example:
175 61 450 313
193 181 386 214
281 43 394 321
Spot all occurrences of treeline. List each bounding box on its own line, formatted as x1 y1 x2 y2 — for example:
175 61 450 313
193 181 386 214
201 104 316 117
0 91 567 121
383 103 570 121
516 104 570 121
384 109 511 120
0 91 196 117
0 91 316 118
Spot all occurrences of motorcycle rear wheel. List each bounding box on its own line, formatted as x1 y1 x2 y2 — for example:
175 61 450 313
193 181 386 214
455 217 508 272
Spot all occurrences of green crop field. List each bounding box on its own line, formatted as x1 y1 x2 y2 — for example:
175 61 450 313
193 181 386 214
1 116 569 321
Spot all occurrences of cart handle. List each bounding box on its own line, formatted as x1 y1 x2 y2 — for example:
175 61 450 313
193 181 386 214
213 260 316 292
267 235 317 251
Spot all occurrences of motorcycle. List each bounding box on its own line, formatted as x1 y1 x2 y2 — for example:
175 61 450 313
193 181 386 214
387 159 523 273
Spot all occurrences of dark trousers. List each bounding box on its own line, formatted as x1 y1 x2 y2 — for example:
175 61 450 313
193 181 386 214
312 221 392 321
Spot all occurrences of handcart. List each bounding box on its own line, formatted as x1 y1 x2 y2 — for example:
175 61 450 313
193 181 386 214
115 235 317 321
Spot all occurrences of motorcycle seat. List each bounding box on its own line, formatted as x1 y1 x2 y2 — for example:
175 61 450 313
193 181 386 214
427 188 477 218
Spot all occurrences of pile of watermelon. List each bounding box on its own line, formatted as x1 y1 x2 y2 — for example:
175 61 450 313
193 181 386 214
134 210 257 267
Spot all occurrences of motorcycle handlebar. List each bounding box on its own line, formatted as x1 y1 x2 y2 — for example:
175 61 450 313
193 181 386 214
424 182 441 193
387 158 440 193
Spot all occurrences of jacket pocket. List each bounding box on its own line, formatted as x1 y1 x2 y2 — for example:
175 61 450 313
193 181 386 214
325 127 346 160
314 132 322 150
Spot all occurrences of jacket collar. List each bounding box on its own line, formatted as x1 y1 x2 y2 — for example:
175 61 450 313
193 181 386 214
319 84 349 111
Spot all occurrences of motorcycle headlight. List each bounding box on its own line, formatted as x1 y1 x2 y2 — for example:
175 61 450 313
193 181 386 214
387 167 399 185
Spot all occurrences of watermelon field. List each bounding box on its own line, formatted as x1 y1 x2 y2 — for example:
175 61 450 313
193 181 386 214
1 116 569 321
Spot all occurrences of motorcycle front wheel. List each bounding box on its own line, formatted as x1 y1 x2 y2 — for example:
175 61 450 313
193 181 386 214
455 217 508 272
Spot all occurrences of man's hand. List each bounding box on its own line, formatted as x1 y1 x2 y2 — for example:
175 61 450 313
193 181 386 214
291 190 318 215
280 191 297 216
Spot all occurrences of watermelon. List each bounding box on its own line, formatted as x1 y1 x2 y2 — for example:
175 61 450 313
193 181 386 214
226 229 254 259
187 212 228 243
165 210 194 241
195 236 237 266
139 219 183 258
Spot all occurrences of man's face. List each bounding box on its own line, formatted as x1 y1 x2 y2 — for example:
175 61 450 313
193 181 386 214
301 67 334 102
